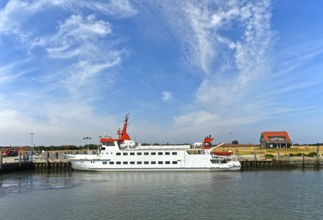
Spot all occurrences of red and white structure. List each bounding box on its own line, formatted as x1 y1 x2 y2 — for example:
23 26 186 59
65 114 241 171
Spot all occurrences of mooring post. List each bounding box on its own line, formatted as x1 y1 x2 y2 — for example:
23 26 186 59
286 155 290 168
18 151 22 169
317 143 320 168
0 150 3 170
46 152 49 169
302 154 305 169
254 148 257 168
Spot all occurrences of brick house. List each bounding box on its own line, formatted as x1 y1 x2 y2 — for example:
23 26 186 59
260 131 292 148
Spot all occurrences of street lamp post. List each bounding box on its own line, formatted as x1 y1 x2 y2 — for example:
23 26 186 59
83 137 91 154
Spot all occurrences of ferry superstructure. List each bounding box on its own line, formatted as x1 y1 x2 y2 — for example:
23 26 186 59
64 114 241 171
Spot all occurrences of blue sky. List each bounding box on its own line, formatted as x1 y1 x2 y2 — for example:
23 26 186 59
1 0 323 146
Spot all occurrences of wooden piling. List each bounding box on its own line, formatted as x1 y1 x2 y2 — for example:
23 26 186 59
46 152 49 169
317 144 320 168
18 151 22 169
302 154 305 169
0 150 3 169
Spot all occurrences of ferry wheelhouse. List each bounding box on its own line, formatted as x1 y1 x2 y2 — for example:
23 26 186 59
64 114 241 171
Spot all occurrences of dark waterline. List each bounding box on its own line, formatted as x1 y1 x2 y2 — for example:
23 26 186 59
1 170 322 220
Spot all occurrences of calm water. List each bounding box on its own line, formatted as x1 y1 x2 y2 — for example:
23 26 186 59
1 170 322 220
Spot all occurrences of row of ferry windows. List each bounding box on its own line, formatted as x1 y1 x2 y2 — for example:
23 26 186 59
102 161 178 165
115 152 177 156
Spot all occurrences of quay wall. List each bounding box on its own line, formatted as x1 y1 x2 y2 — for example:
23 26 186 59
240 160 323 170
1 150 323 173
0 150 72 173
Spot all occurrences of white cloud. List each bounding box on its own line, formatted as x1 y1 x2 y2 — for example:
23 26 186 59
0 0 31 34
174 111 218 127
87 0 137 18
161 91 172 102
0 64 14 84
34 14 111 59
62 58 121 99
0 59 35 85
183 3 217 74
0 0 75 35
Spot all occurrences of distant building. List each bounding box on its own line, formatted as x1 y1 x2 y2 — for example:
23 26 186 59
260 131 292 148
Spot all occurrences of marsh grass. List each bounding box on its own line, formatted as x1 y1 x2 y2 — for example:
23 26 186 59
213 145 322 158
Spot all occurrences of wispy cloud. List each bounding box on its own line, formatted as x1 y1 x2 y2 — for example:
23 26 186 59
33 14 112 58
0 0 133 100
0 0 138 145
132 0 323 143
148 0 276 131
161 91 172 102
87 0 137 18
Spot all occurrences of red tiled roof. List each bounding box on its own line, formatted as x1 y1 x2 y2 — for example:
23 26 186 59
261 131 291 142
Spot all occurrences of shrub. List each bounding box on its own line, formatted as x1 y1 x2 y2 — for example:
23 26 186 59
307 152 317 157
264 154 274 159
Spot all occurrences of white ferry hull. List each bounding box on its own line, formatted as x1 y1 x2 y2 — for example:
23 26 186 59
66 153 241 172
70 167 241 172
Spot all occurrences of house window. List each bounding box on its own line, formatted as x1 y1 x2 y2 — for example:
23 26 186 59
123 152 128 156
130 161 135 165
172 161 177 164
144 161 149 164
137 161 142 164
123 161 128 165
103 161 107 165
158 152 163 155
137 152 142 156
116 161 121 164
110 161 114 165
144 152 149 155
172 152 177 155
158 161 163 164
116 153 121 156
151 152 156 155
165 152 170 155
151 161 156 164
165 161 170 164
130 152 135 155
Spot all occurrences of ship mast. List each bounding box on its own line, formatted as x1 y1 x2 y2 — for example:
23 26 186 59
117 114 131 141
202 135 214 149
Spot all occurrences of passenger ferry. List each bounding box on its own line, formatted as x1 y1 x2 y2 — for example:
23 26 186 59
64 114 241 171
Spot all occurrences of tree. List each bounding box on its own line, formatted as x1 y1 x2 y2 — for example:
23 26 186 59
231 140 239 144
